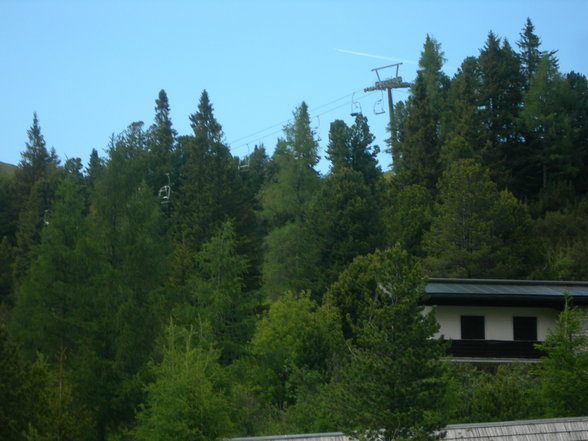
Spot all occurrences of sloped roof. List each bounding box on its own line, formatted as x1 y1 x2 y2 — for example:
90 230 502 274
425 278 588 306
227 417 588 441
444 416 588 440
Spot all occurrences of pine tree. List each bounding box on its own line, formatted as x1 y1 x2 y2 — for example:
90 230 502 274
174 91 251 260
517 18 556 89
520 55 574 195
133 321 234 441
326 114 380 187
328 247 447 441
440 57 485 167
178 222 258 364
477 32 525 188
424 159 540 278
146 89 177 196
307 168 382 295
13 114 62 280
260 102 321 298
536 293 588 416
11 172 89 361
393 36 448 191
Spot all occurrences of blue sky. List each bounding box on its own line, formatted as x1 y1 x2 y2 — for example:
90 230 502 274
1 0 587 172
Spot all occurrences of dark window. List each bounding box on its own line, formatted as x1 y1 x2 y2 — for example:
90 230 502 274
513 316 537 341
461 316 485 340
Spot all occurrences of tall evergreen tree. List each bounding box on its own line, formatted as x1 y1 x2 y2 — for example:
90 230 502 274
477 32 525 188
146 89 177 197
328 247 447 441
519 55 576 195
11 172 89 361
174 90 251 267
72 124 170 440
261 102 321 298
177 222 258 364
440 57 485 167
133 321 234 441
326 114 380 187
424 159 541 278
307 168 382 295
536 293 588 416
13 114 62 280
392 36 448 191
517 18 556 89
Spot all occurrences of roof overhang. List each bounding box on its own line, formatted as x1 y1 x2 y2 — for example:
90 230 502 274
424 278 588 308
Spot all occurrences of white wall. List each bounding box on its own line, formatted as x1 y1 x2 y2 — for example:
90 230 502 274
424 305 560 341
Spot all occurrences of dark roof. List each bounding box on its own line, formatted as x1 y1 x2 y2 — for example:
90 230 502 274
425 278 588 306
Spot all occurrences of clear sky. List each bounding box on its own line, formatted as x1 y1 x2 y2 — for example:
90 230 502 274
1 0 587 172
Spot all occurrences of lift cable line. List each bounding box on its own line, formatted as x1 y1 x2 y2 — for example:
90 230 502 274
227 88 378 155
363 63 412 130
228 88 371 148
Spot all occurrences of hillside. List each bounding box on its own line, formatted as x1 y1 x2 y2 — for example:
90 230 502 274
0 161 16 178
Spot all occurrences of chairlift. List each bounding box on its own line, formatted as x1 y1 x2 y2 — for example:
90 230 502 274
373 90 386 115
314 116 321 142
43 209 50 226
373 98 385 115
350 92 362 116
239 145 250 171
158 173 171 205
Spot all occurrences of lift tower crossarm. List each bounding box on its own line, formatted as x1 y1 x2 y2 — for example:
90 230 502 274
362 62 412 129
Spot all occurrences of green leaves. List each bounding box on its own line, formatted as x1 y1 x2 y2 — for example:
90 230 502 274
536 293 588 416
133 321 233 441
328 247 447 441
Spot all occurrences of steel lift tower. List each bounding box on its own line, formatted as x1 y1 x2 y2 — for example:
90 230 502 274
363 63 411 129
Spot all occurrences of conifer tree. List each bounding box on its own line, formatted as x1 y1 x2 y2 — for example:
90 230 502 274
536 293 588 416
392 36 448 191
133 321 234 441
261 102 321 298
326 114 380 187
307 168 382 295
146 89 177 196
328 247 447 441
477 32 525 188
424 159 540 278
13 114 62 280
174 90 250 261
440 57 485 167
517 18 556 89
178 222 258 364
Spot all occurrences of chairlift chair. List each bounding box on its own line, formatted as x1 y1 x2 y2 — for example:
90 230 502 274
373 98 385 115
350 92 362 116
239 145 251 171
158 173 171 205
314 116 322 142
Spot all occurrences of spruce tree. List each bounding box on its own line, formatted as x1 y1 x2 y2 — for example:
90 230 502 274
146 89 177 196
328 247 447 441
260 102 321 298
440 57 485 167
477 32 525 188
393 35 448 191
517 18 556 89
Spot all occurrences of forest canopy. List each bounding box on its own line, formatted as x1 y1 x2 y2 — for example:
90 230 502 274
1 18 587 441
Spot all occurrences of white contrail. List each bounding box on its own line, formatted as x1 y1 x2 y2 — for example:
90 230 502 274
336 48 418 65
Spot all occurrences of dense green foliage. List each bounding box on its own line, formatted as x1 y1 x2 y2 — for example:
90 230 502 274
1 19 587 441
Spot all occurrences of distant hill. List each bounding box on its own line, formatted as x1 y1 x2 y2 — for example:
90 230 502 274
0 161 17 178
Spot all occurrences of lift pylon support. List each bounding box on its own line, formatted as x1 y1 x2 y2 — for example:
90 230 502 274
363 63 411 129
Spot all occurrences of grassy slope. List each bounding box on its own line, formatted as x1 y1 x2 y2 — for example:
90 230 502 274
0 162 17 178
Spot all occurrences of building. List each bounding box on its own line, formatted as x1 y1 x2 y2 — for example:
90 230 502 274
423 278 588 362
227 416 588 441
